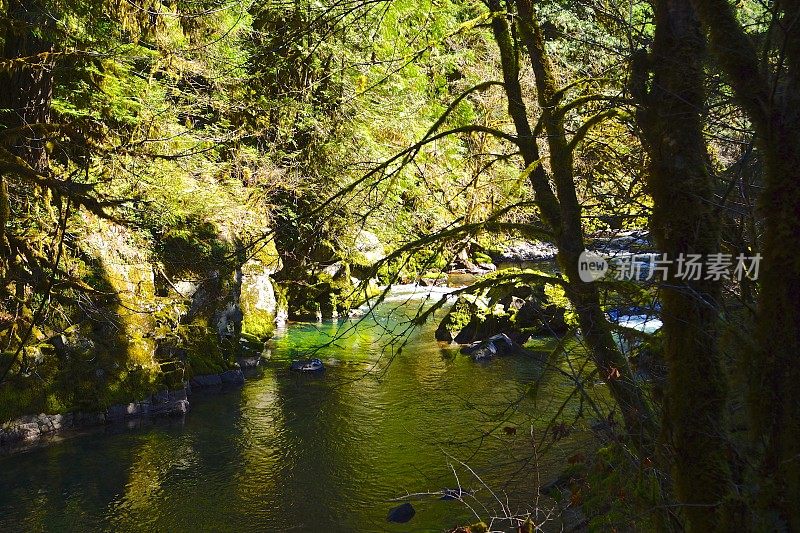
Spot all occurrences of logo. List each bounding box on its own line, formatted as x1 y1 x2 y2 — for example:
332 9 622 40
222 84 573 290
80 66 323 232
578 250 609 282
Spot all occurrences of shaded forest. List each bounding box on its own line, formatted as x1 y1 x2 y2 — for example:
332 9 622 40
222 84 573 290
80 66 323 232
1 0 799 530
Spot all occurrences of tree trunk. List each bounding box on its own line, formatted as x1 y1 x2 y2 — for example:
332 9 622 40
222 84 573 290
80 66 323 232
689 1 800 526
0 0 54 318
632 0 734 528
0 176 8 256
485 0 561 230
754 140 800 530
0 0 54 173
487 0 656 450
514 0 656 449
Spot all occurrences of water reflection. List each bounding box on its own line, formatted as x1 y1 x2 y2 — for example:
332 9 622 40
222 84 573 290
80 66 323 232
0 287 586 532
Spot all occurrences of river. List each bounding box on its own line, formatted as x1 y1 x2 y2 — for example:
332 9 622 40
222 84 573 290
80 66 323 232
0 286 590 532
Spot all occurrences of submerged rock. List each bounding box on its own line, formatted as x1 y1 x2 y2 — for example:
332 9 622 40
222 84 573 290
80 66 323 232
220 369 246 384
386 502 415 523
460 333 530 361
0 389 191 448
540 470 583 499
188 368 246 387
289 358 325 372
236 354 263 369
105 402 145 421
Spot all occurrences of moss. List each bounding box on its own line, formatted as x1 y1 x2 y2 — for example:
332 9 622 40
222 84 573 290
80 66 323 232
473 251 493 265
374 249 450 284
543 282 576 327
0 380 50 420
362 278 382 301
0 330 164 419
436 272 571 343
517 520 534 533
160 220 230 277
449 297 484 332
282 263 368 320
240 266 277 341
3 239 243 419
97 363 160 408
177 325 231 376
578 442 665 530
251 239 283 273
241 311 275 342
126 336 158 367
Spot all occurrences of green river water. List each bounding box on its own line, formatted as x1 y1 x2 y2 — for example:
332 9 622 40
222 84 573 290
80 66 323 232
0 286 591 532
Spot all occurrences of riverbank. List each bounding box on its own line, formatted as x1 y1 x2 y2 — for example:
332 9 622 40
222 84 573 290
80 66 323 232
0 283 455 454
0 368 249 452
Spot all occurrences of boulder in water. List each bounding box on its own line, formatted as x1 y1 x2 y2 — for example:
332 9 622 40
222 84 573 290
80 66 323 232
220 369 245 384
435 279 567 344
386 502 415 523
460 333 530 361
290 358 325 372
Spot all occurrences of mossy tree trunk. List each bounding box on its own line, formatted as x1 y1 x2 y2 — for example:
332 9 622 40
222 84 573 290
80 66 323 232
0 0 54 172
0 0 55 348
687 1 800 526
486 0 656 450
631 0 734 528
0 0 54 254
0 175 9 257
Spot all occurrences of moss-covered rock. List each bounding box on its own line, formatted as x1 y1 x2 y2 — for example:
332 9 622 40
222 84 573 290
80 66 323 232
160 219 230 279
436 275 568 344
251 239 283 274
175 324 234 377
281 262 374 321
2 199 281 420
240 259 278 341
349 229 385 267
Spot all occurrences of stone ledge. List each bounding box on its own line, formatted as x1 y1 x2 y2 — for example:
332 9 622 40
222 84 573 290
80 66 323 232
0 370 245 450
